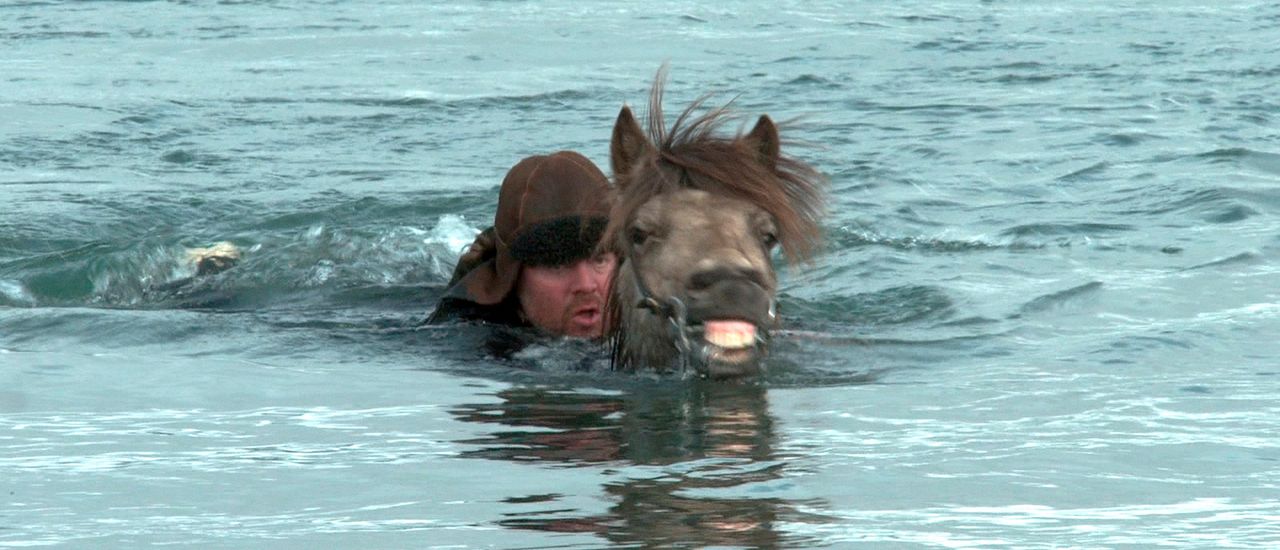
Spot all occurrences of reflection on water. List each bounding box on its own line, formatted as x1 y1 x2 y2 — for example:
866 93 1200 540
451 383 830 548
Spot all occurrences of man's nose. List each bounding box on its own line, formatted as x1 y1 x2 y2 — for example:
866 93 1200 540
569 261 600 292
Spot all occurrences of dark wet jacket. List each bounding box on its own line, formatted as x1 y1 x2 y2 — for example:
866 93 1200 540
425 226 528 328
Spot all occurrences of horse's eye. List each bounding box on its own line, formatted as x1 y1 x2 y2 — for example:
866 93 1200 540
762 231 778 249
629 227 649 247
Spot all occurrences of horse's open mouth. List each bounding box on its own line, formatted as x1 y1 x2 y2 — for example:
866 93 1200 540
695 319 765 378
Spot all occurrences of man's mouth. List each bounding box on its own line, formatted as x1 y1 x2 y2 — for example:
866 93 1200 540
571 305 601 326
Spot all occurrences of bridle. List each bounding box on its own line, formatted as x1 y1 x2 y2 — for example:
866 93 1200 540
626 241 698 373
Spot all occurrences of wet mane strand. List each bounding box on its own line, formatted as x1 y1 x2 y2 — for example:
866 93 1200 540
603 76 827 266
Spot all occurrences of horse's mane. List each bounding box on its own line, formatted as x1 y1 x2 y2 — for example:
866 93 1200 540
602 72 828 266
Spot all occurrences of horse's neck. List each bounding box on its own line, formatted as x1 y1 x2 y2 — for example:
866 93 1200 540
611 262 680 371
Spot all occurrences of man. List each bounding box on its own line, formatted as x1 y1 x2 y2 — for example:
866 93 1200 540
427 151 617 339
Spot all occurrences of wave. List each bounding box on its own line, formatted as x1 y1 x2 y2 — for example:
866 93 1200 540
1192 147 1280 175
0 213 479 310
999 222 1133 239
235 87 601 111
1112 185 1266 224
1016 281 1104 316
832 227 1006 253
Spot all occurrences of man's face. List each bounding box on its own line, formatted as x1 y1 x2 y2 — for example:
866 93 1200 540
516 252 617 338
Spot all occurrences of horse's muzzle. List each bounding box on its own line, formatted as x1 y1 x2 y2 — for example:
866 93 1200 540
681 278 776 379
689 320 769 379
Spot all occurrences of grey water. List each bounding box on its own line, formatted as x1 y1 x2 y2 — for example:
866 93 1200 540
3 1 1279 548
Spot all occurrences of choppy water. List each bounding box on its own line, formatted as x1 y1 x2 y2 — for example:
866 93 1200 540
3 1 1279 548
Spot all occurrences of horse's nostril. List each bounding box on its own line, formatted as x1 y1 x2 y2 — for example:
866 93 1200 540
689 266 763 291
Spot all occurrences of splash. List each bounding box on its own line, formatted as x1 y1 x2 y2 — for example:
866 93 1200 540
0 279 36 306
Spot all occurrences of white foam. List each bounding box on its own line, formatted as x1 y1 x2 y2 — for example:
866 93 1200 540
427 214 481 260
0 279 35 306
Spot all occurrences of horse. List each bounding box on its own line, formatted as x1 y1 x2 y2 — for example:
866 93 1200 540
602 71 827 379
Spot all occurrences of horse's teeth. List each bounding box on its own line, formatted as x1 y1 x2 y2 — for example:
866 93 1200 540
704 320 756 349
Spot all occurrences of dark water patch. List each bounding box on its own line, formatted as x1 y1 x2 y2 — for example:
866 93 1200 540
1180 251 1261 271
1095 334 1195 356
504 494 563 504
870 101 996 115
195 24 249 36
1055 161 1110 182
160 150 197 164
897 14 965 24
1121 185 1266 224
936 315 1001 328
307 169 407 183
1242 150 1280 175
1191 147 1280 175
250 193 482 232
783 285 954 328
1237 112 1272 126
0 2 58 8
845 20 892 29
1 30 110 41
0 179 113 187
956 60 1084 85
990 73 1058 84
1127 41 1182 57
784 74 840 89
1016 281 1103 316
236 88 597 111
1060 104 1134 114
678 14 707 23
904 197 965 209
999 222 1132 239
0 242 115 303
892 205 943 226
1205 204 1258 223
298 113 398 125
1180 385 1212 394
993 61 1048 71
1095 131 1163 147
1195 147 1254 162
327 283 435 311
913 37 1043 53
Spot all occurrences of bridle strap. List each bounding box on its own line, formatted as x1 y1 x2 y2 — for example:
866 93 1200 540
625 241 696 372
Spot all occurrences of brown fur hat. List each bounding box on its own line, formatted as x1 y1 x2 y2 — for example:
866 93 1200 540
455 151 611 305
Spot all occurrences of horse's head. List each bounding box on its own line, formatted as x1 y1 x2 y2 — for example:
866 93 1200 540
603 75 826 379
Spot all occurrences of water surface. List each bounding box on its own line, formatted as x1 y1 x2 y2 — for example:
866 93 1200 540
3 1 1279 548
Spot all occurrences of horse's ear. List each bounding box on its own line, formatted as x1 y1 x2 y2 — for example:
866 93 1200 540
744 115 781 170
611 105 650 185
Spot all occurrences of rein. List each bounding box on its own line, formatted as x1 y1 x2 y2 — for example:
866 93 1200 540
625 244 697 373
